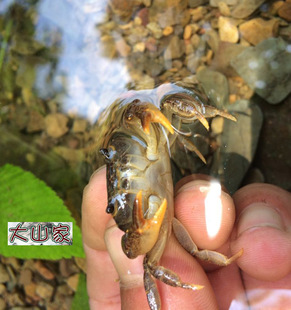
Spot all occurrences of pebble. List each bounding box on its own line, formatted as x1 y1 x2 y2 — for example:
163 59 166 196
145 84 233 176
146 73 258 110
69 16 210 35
164 35 185 59
0 263 10 283
218 2 231 16
239 18 280 45
19 269 32 285
115 38 131 57
231 0 266 18
44 113 69 138
27 110 45 133
183 24 192 40
24 282 38 300
36 282 54 300
197 68 229 108
34 260 55 280
146 22 163 39
231 37 291 104
163 26 174 36
66 273 79 292
72 119 87 133
218 16 239 43
278 2 291 22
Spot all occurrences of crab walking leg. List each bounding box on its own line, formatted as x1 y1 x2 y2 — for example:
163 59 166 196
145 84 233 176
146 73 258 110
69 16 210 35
173 218 243 266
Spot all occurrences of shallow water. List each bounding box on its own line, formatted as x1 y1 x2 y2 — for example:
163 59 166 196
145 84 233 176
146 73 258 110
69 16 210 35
0 0 290 214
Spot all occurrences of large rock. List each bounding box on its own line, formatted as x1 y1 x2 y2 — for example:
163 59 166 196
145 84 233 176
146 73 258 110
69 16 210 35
231 38 291 104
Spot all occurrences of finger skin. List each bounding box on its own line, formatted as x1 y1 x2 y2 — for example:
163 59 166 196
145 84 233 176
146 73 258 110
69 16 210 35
210 183 291 309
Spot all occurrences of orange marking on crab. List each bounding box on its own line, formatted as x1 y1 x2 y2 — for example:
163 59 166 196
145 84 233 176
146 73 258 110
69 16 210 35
142 106 174 135
133 191 167 254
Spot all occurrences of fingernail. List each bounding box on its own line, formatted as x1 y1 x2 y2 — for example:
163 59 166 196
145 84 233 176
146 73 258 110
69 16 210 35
237 203 285 236
176 180 211 195
104 224 144 289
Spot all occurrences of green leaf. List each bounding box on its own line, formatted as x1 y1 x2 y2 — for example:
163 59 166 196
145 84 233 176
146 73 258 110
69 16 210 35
0 164 84 259
71 272 89 310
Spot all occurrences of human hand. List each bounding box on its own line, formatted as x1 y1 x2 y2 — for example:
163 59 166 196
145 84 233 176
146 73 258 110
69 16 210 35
82 167 291 309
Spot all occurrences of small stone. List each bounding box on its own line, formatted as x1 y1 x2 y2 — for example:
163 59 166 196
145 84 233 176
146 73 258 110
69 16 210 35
163 26 174 36
66 273 79 292
35 260 55 280
146 22 163 39
0 297 5 310
190 7 204 22
133 42 146 52
115 38 131 57
0 284 5 295
72 119 87 133
239 18 280 45
0 264 9 283
1 257 21 271
278 2 291 22
24 282 38 300
27 110 45 133
183 25 192 40
231 37 291 104
136 7 149 26
36 282 54 299
231 0 265 18
19 269 32 285
197 68 229 108
44 113 69 138
145 37 158 52
218 17 239 43
74 257 87 273
268 1 284 15
164 36 185 60
211 117 224 134
218 1 231 16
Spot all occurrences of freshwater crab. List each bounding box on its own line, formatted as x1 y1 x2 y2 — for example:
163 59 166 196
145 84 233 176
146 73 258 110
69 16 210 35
97 83 243 310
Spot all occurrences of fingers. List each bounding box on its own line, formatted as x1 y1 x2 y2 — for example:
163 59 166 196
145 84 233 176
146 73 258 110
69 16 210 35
174 177 236 251
232 183 291 282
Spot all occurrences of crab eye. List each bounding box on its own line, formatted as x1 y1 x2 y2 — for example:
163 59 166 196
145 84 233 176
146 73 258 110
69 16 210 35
100 148 109 159
106 203 115 214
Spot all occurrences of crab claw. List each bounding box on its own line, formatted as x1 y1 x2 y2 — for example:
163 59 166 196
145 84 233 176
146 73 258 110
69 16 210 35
141 105 174 135
122 191 167 258
125 101 174 135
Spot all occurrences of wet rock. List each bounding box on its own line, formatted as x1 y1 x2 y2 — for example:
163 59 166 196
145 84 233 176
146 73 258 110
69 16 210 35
231 37 291 104
164 35 185 59
44 113 69 138
211 42 246 76
108 0 142 21
74 257 87 274
34 261 55 281
189 0 208 8
19 269 33 285
146 22 163 39
72 119 88 133
210 0 238 6
0 264 9 283
197 68 229 108
218 2 231 16
24 282 39 300
27 111 45 133
278 2 291 22
212 100 263 194
163 25 174 36
231 0 266 18
66 273 79 292
115 38 131 57
36 282 54 300
218 16 239 43
239 18 280 45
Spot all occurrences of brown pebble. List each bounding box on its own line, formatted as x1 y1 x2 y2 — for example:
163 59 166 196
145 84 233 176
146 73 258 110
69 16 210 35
19 269 32 285
24 282 38 300
66 273 79 292
35 260 55 280
183 24 192 40
44 113 69 138
36 282 54 299
115 38 131 57
239 18 280 45
278 3 291 22
163 26 174 36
